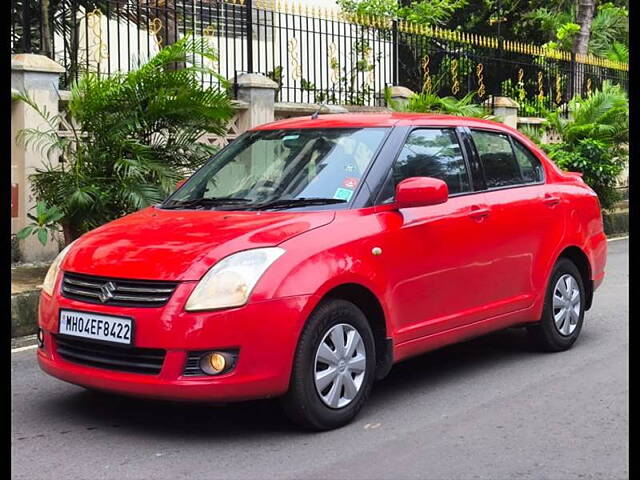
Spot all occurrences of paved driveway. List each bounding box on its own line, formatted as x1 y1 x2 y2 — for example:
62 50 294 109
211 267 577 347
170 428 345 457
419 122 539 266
11 239 629 479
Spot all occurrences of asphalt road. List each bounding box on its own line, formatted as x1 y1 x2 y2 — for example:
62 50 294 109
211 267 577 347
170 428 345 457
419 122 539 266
11 239 629 480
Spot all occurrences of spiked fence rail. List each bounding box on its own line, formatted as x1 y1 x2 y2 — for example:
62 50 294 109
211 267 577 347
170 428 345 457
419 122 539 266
11 0 628 114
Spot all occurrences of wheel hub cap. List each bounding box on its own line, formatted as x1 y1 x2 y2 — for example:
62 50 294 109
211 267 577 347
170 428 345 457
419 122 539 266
553 274 581 336
314 323 366 409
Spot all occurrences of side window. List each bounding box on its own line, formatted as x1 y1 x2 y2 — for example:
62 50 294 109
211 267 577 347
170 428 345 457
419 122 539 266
392 129 470 195
471 130 523 188
512 139 544 183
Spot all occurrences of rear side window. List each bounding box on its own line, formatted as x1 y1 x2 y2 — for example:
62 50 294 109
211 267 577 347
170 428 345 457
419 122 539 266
471 130 522 188
512 139 544 183
392 128 470 195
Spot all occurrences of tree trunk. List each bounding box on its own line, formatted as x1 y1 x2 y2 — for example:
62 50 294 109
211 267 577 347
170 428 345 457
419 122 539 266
40 0 52 57
62 222 82 245
573 0 595 55
572 0 596 96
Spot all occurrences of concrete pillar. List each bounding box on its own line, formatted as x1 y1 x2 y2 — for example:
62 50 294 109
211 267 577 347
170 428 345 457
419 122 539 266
387 85 414 109
484 96 519 129
235 73 279 130
11 54 65 262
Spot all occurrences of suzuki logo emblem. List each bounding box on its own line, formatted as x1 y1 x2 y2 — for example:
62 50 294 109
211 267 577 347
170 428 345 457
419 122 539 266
99 282 117 303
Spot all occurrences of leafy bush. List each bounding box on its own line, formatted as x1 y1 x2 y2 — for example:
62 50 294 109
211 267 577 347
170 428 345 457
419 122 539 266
386 88 488 118
16 202 64 246
16 35 233 244
542 81 628 210
544 139 625 209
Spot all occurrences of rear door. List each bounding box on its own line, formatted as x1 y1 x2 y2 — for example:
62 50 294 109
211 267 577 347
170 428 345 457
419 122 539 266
464 128 565 314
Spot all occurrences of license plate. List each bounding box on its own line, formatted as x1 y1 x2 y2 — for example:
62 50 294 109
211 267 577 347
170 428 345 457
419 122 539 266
59 309 133 345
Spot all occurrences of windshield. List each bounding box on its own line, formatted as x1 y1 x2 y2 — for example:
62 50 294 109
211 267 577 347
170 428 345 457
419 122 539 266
161 127 389 211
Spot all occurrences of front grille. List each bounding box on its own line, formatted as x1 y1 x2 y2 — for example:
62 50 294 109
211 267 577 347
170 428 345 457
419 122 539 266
62 272 178 308
55 335 166 375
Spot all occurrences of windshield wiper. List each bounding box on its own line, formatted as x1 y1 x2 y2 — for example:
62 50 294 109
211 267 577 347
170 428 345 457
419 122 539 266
252 197 347 211
160 197 252 209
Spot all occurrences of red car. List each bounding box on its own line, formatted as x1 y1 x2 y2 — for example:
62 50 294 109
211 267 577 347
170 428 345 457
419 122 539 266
37 113 607 430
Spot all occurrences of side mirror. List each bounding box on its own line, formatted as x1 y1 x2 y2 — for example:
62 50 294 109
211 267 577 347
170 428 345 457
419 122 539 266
395 177 449 209
176 179 187 190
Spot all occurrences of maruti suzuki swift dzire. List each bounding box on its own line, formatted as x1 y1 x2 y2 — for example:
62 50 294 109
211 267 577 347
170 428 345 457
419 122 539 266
37 113 606 430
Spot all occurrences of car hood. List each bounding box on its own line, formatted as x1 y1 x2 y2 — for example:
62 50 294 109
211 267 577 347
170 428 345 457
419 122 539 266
62 207 335 281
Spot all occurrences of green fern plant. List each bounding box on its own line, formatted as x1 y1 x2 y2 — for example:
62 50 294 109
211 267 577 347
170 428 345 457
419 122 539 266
517 124 544 145
386 87 488 118
606 42 629 63
16 34 233 244
544 81 628 146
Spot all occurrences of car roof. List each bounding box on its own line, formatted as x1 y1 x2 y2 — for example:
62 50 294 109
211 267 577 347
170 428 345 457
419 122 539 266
251 112 515 132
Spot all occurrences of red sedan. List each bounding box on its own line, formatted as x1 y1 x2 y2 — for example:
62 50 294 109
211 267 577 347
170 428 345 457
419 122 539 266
37 113 607 430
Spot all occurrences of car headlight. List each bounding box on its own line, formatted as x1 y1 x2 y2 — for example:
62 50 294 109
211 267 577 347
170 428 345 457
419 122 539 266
42 241 76 296
185 247 285 312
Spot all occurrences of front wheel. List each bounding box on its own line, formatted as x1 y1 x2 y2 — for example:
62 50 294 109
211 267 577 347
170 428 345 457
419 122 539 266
280 299 376 431
528 258 586 352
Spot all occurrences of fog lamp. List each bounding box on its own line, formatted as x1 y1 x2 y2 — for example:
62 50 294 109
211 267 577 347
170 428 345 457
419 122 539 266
37 328 45 348
200 352 234 375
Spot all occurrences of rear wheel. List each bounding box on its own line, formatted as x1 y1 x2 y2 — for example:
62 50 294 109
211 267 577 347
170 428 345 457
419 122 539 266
281 299 376 431
528 258 586 351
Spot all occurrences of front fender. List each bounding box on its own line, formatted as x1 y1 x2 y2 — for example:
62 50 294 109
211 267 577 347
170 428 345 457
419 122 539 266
250 211 394 333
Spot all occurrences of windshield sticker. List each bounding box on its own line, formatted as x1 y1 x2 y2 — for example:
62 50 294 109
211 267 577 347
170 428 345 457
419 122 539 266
345 164 356 173
342 177 359 189
282 135 300 141
334 188 354 201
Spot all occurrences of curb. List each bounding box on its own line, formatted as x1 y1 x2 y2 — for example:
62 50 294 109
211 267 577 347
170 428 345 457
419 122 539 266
603 210 629 237
11 334 38 352
11 290 40 338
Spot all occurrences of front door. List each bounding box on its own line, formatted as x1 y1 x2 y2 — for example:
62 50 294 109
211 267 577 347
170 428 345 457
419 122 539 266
374 127 502 344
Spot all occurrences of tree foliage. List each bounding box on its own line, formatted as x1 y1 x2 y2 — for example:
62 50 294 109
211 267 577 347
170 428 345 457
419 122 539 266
337 0 467 25
518 1 627 59
16 35 233 243
337 0 627 61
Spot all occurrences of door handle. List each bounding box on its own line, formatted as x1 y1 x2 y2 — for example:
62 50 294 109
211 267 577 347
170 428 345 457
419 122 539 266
468 205 490 221
544 194 561 207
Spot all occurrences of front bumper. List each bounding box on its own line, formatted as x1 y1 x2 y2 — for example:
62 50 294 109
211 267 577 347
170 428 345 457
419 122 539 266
38 283 317 402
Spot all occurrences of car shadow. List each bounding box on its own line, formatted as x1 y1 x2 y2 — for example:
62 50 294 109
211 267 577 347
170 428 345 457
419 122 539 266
42 326 593 438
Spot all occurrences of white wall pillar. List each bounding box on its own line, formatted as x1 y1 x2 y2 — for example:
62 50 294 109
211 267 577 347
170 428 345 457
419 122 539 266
12 54 65 262
235 73 279 130
387 85 414 109
485 96 520 129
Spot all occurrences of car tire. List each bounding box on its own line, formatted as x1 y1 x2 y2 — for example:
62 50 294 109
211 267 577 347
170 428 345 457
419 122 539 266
280 299 376 431
528 257 586 352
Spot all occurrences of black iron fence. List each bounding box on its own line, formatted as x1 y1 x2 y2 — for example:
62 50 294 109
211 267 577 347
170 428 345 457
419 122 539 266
11 0 629 115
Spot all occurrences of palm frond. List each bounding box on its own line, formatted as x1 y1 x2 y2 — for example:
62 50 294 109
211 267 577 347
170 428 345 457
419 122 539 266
19 34 233 239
